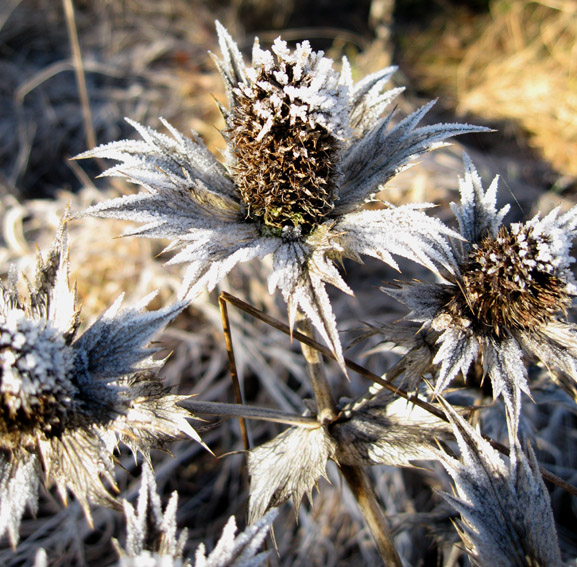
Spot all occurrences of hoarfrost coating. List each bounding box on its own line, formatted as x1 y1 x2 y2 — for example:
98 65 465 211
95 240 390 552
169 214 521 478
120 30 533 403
383 154 577 434
0 217 198 546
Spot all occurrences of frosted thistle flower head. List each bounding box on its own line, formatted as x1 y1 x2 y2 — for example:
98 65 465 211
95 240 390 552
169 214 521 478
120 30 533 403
78 22 489 367
0 217 199 547
115 464 277 567
384 154 577 433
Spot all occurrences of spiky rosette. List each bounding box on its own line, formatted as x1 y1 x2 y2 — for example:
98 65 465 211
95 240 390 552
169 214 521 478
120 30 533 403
0 217 198 547
381 154 577 434
436 399 562 567
78 21 489 369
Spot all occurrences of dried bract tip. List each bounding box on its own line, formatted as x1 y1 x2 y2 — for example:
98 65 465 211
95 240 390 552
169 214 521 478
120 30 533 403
116 465 278 567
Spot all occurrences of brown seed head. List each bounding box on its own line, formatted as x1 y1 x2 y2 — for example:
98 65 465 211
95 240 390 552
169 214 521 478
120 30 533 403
444 225 572 338
226 48 343 238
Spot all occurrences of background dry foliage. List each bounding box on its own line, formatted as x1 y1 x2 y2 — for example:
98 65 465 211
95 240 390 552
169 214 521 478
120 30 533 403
1 1 576 566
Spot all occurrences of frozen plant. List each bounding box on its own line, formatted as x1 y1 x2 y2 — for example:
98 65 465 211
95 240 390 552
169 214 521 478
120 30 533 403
77 21 488 367
382 154 577 433
115 464 277 567
0 216 200 547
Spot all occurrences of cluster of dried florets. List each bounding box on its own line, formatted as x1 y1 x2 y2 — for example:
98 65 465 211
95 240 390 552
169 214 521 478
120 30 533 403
3 21 577 567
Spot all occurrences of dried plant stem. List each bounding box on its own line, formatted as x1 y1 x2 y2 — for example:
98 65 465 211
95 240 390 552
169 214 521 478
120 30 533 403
296 311 400 566
62 0 96 150
219 294 250 450
296 312 337 423
219 291 577 499
179 399 320 428
340 465 402 567
220 292 445 418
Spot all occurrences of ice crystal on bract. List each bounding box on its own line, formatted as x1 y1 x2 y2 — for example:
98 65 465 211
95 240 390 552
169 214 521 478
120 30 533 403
78 22 489 367
437 400 562 567
383 154 577 432
116 465 188 567
116 465 277 567
0 217 198 546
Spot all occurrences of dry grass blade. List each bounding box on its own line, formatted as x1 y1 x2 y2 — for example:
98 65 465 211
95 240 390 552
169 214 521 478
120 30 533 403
62 0 95 150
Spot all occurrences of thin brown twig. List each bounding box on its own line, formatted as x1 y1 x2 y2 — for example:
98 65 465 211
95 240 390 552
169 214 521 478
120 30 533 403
219 294 250 450
219 291 577 499
295 309 400 566
62 0 96 150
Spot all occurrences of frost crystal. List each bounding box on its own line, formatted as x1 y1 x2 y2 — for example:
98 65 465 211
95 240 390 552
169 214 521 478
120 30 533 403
116 465 277 567
78 21 488 369
0 217 198 546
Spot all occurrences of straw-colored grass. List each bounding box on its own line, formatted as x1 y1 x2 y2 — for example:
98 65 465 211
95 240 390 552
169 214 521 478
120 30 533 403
402 0 577 179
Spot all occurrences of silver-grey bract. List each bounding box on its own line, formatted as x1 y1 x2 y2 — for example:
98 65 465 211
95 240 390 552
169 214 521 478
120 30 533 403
115 464 277 567
78 21 489 368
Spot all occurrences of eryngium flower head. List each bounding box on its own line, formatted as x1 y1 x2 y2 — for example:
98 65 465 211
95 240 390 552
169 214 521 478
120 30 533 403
384 154 577 432
78 22 488 367
0 218 197 546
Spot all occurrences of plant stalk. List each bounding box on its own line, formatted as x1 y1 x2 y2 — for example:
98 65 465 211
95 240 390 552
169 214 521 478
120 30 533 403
340 465 403 567
296 313 337 424
295 313 401 566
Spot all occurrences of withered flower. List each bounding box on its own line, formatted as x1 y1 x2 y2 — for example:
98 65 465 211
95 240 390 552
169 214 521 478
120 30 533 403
0 218 198 546
384 154 577 432
78 22 487 366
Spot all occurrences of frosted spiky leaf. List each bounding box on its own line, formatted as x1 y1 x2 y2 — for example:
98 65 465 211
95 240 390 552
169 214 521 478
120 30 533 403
78 22 489 370
193 510 277 567
116 465 188 567
437 400 562 567
247 426 335 523
331 392 451 467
